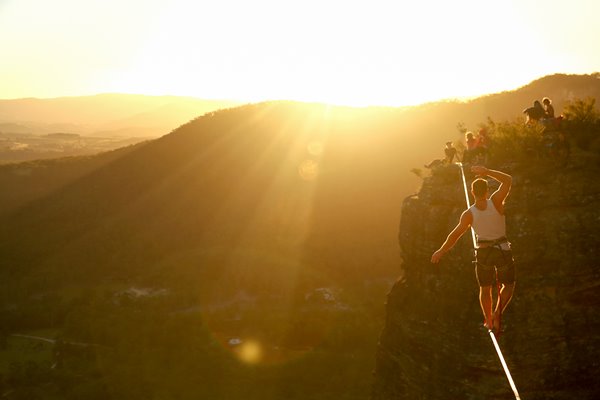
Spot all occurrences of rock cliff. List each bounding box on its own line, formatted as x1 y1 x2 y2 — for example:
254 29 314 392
372 158 600 400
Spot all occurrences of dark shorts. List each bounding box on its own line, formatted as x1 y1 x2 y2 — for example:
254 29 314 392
475 247 515 287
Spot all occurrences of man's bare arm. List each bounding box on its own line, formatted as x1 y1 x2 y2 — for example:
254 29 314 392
431 210 472 263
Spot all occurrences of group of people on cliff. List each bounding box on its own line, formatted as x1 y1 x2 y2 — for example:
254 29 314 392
424 129 488 169
523 97 569 160
426 95 563 170
523 97 564 132
523 97 554 124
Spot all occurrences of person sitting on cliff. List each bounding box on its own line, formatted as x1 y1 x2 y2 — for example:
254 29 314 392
542 97 555 119
540 96 560 132
444 141 458 164
475 128 489 164
523 100 545 124
424 141 459 168
430 166 515 334
462 131 477 164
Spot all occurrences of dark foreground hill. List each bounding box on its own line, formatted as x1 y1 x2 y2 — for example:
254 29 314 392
0 102 425 400
0 102 424 299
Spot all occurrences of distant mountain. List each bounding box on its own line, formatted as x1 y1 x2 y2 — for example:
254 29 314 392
0 93 243 137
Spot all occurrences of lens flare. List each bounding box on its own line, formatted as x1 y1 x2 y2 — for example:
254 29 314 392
298 159 319 181
237 340 263 364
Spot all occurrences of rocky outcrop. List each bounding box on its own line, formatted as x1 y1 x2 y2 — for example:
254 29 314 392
372 160 600 400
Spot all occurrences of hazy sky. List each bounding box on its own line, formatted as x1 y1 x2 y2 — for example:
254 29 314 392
1 0 599 106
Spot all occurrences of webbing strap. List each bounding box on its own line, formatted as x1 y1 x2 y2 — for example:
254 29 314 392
457 163 477 248
488 330 522 400
496 269 502 335
456 163 522 400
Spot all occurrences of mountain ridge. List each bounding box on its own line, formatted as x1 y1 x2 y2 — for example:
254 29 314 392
0 93 243 137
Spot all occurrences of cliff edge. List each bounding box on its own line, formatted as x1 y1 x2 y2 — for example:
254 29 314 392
372 157 600 400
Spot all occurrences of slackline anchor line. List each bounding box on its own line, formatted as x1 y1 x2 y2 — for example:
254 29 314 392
456 162 522 400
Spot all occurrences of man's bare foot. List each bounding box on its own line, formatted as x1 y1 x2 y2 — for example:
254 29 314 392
484 319 494 331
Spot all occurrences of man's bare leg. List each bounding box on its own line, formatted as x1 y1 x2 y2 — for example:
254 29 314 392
480 285 493 329
493 282 515 328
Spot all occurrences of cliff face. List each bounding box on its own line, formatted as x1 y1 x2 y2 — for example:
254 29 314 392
372 160 600 400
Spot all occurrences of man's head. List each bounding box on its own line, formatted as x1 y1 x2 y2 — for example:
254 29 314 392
471 178 488 199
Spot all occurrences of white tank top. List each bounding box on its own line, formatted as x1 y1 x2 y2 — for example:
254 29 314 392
469 199 506 246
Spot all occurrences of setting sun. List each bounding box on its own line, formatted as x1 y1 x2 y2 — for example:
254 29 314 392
99 0 582 106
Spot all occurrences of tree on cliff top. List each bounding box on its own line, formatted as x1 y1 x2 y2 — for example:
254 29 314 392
562 97 600 150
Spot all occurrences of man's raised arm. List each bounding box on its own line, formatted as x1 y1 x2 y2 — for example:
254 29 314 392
472 166 512 212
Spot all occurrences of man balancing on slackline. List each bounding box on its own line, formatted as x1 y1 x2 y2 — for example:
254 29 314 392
430 166 515 333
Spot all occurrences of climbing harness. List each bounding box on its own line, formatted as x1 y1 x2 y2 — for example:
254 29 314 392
456 162 522 400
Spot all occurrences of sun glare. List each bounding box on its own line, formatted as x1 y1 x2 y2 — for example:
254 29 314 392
1 0 598 104
99 0 546 107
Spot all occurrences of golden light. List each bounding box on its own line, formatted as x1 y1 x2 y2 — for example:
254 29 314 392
298 159 319 181
1 0 599 104
307 140 324 157
92 0 563 107
237 340 263 364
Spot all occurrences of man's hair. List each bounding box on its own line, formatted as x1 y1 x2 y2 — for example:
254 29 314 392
471 178 488 198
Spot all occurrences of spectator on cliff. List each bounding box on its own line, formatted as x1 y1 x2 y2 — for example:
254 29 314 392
431 166 514 334
462 131 477 164
444 141 458 164
523 100 545 124
542 97 555 119
424 141 459 169
475 128 489 164
540 96 560 132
